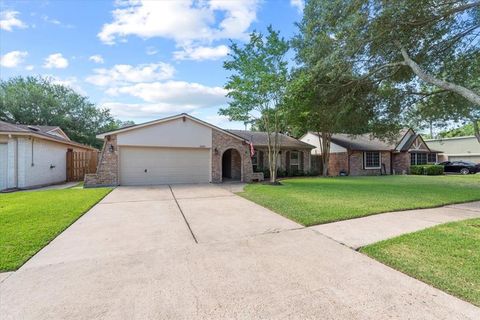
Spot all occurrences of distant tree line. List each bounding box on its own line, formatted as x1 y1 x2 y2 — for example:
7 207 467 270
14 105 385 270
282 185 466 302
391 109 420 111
0 76 134 149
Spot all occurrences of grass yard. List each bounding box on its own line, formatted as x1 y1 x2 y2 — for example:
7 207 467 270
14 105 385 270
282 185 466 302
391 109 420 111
0 187 111 272
240 175 480 226
361 218 480 306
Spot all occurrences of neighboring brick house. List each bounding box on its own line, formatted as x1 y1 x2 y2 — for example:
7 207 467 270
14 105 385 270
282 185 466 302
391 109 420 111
85 113 313 187
300 129 441 176
0 120 96 191
228 130 314 177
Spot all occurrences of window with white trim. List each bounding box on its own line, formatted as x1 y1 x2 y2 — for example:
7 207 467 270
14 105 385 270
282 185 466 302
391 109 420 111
411 152 428 165
252 150 259 172
364 152 381 169
290 151 299 172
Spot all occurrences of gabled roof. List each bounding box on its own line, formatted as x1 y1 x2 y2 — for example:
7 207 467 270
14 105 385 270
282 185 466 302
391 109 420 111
96 113 246 141
0 120 95 150
308 129 439 153
229 130 314 149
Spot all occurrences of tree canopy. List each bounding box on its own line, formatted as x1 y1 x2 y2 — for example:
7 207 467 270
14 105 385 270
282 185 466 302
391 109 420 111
220 26 289 182
0 76 130 148
300 0 479 141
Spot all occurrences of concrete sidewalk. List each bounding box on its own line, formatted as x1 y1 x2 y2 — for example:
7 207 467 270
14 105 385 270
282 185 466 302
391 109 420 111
311 201 480 249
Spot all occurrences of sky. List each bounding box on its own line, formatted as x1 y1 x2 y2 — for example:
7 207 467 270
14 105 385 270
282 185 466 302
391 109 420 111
0 0 305 129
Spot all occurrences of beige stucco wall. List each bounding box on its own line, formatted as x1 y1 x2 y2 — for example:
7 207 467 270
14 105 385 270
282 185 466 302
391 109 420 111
117 117 212 148
300 132 347 155
426 136 480 162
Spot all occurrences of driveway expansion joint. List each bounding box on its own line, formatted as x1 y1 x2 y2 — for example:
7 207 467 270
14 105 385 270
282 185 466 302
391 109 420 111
169 185 198 244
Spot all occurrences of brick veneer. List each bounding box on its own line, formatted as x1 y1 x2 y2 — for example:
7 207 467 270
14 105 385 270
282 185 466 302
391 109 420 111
327 152 348 176
212 129 253 183
84 134 118 187
349 151 391 176
392 152 410 175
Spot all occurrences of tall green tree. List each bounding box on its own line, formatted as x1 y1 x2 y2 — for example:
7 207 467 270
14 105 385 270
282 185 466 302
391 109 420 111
288 0 401 175
0 76 125 148
302 0 479 141
220 26 289 183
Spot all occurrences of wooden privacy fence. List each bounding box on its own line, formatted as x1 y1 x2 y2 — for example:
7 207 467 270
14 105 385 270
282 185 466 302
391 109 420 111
66 150 99 182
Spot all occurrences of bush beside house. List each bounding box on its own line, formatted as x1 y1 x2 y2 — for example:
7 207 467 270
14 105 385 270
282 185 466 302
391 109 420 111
410 165 444 175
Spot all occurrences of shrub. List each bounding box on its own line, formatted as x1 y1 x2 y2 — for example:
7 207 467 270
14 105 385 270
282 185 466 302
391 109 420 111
410 165 444 175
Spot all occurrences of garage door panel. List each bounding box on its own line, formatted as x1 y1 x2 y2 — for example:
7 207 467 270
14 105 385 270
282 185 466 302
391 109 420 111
120 147 210 185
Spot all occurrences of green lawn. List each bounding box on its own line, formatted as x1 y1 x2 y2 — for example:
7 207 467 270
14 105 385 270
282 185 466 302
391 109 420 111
240 175 480 226
0 187 111 272
361 218 480 306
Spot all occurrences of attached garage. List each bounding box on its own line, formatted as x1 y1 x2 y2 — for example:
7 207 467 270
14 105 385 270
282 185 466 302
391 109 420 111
84 113 255 187
119 146 210 185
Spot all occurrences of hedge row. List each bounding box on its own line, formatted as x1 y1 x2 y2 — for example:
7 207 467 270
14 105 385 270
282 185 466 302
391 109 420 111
410 165 444 175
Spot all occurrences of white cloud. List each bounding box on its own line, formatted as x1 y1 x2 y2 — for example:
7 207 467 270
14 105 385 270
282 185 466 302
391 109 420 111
85 62 175 86
43 53 69 69
105 81 227 107
174 44 229 61
89 54 104 64
290 0 304 13
0 10 27 31
102 102 201 119
98 0 258 45
44 75 86 95
25 65 34 71
0 51 28 68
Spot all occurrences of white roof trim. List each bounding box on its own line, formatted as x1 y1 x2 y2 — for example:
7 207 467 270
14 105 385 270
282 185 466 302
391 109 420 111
425 135 477 141
96 113 246 142
0 131 95 150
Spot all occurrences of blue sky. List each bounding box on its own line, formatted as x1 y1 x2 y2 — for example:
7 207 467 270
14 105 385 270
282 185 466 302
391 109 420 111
0 0 304 129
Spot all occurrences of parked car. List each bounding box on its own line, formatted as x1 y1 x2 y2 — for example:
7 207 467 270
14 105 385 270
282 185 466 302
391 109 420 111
438 161 480 174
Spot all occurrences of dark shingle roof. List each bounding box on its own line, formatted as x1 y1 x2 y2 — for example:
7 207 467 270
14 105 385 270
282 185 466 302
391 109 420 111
329 133 396 151
228 130 314 149
0 120 95 150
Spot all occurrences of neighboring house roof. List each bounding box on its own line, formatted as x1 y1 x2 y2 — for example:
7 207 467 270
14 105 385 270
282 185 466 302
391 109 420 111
96 113 246 142
426 135 479 155
228 130 314 149
0 120 96 150
306 129 440 152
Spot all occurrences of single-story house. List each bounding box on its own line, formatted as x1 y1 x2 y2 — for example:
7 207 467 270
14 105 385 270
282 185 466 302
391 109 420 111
85 113 314 187
426 136 480 163
228 130 314 176
0 120 96 191
300 128 441 176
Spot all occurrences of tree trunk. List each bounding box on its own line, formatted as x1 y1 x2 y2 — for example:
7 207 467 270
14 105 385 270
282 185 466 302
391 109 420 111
398 45 480 106
318 131 332 176
472 119 480 144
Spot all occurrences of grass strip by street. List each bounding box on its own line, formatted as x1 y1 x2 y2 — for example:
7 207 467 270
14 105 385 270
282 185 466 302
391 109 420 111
240 175 480 226
361 218 480 307
0 187 112 272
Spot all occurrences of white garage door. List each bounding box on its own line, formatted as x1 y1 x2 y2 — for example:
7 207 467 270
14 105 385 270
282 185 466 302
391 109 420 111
120 146 211 185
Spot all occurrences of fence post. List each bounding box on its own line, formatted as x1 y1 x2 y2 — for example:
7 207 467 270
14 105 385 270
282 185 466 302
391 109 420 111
66 149 73 181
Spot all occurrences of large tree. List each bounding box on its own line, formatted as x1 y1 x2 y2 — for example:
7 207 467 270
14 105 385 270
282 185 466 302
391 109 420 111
302 0 479 141
220 26 289 183
288 0 402 175
0 76 126 148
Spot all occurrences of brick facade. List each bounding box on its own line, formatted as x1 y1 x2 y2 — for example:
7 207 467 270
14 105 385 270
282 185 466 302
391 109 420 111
392 152 410 175
211 129 253 183
84 134 119 187
327 152 349 176
349 151 391 176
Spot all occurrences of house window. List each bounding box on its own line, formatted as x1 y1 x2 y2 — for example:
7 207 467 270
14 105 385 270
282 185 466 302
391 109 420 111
364 152 381 169
411 152 427 165
428 153 437 163
252 150 258 172
290 151 299 173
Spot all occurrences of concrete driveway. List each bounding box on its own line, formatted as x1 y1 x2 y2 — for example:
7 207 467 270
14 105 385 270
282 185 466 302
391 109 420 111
1 185 479 319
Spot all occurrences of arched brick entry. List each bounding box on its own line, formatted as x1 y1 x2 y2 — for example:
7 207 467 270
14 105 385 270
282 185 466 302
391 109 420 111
222 148 242 181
